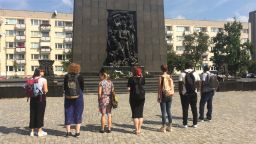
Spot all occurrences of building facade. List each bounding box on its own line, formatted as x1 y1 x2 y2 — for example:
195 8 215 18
249 10 256 59
0 9 73 77
165 19 250 71
0 9 251 76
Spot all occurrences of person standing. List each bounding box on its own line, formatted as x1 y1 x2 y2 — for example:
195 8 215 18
199 65 217 122
178 62 200 128
127 67 145 135
29 68 48 137
64 63 84 138
158 64 174 133
98 69 113 133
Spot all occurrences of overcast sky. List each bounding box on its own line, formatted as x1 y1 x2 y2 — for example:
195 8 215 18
0 0 255 22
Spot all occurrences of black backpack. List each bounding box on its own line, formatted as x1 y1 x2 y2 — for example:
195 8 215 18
133 77 145 100
185 71 196 93
65 74 80 99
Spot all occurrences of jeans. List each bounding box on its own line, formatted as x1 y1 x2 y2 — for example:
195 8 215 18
199 91 214 120
181 93 198 125
160 98 172 126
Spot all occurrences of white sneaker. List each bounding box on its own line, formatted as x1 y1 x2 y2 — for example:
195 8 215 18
182 125 188 128
193 125 198 128
166 124 172 132
30 131 34 137
38 131 47 137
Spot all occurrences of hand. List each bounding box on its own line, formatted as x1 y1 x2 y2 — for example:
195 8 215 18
157 98 161 103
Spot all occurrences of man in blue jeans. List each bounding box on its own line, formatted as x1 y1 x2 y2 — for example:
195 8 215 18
199 65 215 122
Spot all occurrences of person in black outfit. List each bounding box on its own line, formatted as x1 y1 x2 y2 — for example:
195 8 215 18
29 68 48 137
127 67 145 135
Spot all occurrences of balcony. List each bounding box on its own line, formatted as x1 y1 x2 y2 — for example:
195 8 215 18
184 31 191 35
166 40 172 45
64 49 71 53
40 24 51 31
16 59 26 64
40 42 50 47
15 47 26 53
15 24 26 29
41 37 51 42
166 30 173 36
64 26 73 31
15 36 26 41
40 46 51 53
64 38 72 43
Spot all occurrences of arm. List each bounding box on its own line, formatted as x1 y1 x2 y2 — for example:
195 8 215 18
178 74 183 95
158 77 162 102
127 78 131 91
79 75 84 91
98 82 102 102
43 80 48 94
64 75 68 92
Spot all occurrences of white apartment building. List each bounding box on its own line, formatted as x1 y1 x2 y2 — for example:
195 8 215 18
0 9 73 77
0 9 251 77
165 19 250 71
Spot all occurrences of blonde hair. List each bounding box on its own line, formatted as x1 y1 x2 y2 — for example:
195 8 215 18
67 63 81 74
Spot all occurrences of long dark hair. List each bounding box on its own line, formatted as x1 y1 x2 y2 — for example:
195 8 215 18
33 68 44 78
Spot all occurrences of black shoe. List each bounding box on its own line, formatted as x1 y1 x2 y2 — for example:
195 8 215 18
65 132 72 137
106 129 111 133
75 133 80 138
99 129 105 133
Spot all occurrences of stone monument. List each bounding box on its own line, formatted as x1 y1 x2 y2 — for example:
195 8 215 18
73 0 166 74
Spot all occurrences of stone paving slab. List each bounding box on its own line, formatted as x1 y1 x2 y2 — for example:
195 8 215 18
0 91 256 144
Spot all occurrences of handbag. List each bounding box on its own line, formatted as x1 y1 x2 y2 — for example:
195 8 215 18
111 84 118 109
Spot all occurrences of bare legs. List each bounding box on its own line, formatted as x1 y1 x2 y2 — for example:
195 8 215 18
133 118 143 135
101 114 112 131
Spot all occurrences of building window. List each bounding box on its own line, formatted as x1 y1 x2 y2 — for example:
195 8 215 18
176 26 190 32
176 46 185 51
65 33 73 38
55 66 64 72
166 26 172 31
31 66 39 71
16 31 25 36
6 42 15 48
55 43 64 49
65 21 73 27
31 19 41 26
6 54 14 60
31 43 40 49
242 29 249 34
6 66 14 72
17 42 25 48
16 54 25 60
6 18 17 25
55 21 65 27
176 36 184 41
42 32 50 37
17 19 25 24
65 43 72 49
31 31 41 37
194 27 207 32
31 54 40 60
17 65 25 72
55 32 65 38
55 54 66 61
6 30 16 36
40 54 49 60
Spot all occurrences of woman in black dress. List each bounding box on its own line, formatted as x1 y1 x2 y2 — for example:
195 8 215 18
127 67 145 135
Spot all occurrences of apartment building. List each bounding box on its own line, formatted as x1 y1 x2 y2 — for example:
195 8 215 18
0 9 73 77
165 19 250 70
249 10 256 59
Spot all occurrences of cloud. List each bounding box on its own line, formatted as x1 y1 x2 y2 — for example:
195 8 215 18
175 15 186 19
62 0 73 7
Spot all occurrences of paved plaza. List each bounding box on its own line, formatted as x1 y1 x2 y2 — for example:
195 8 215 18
0 91 256 144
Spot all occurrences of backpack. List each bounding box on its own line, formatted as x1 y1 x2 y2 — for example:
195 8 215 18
185 71 196 93
24 78 43 100
65 74 80 99
161 75 174 97
133 77 145 100
202 73 219 93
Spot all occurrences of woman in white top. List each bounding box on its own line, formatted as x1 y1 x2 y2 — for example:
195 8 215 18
29 68 48 137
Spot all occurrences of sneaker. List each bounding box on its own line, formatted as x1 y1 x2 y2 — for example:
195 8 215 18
99 129 105 133
159 126 166 133
38 131 47 137
65 132 72 138
106 129 111 133
206 119 211 122
198 119 204 122
182 125 188 128
75 133 80 138
192 125 198 128
30 131 35 137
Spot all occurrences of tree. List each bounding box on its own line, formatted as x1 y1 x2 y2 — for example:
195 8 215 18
183 32 210 67
167 50 189 73
62 50 72 72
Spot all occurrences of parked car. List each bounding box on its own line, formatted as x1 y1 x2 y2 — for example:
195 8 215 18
246 73 256 78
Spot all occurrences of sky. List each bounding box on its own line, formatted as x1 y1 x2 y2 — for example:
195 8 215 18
0 0 255 22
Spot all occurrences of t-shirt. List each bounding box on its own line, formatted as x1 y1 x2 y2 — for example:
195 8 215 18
179 69 200 95
127 77 145 98
35 76 47 92
201 71 212 82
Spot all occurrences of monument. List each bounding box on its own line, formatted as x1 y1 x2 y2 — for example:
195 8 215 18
73 0 166 75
